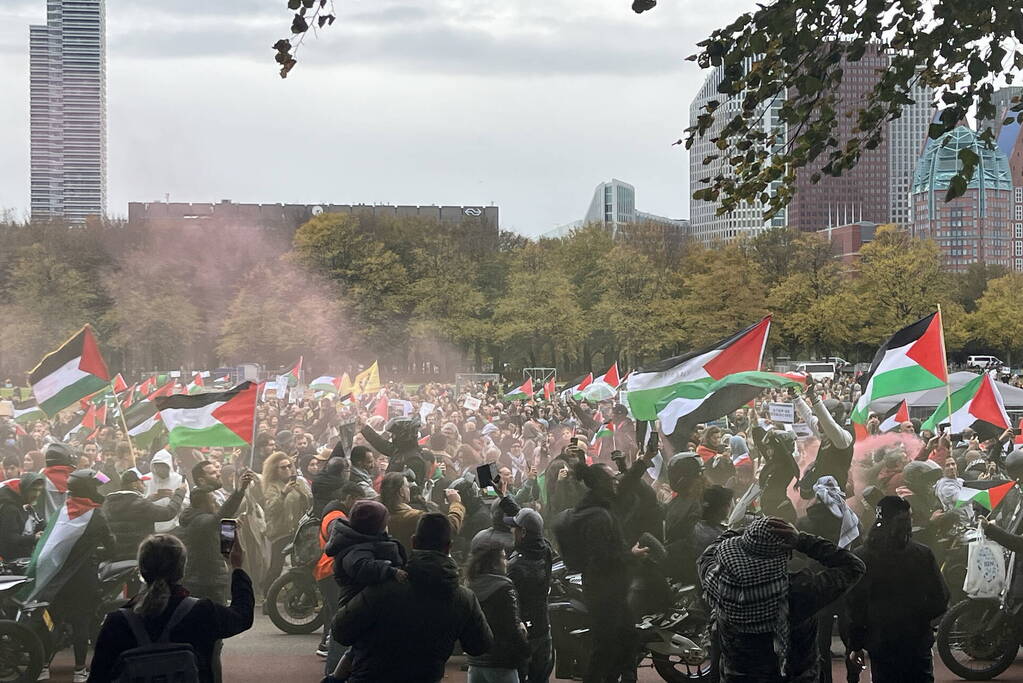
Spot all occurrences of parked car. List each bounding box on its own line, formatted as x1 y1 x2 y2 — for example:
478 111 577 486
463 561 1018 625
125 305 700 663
967 355 1003 369
795 362 837 381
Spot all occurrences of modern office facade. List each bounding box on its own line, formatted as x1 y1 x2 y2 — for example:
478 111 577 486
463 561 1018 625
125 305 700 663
995 92 1023 272
688 46 934 244
30 0 107 222
542 179 687 240
911 126 1014 272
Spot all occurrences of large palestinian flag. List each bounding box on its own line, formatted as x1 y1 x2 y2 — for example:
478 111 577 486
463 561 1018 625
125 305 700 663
154 381 257 448
124 400 165 449
29 325 110 416
626 317 772 423
878 399 911 433
310 375 338 393
921 373 1011 439
23 495 104 602
851 312 948 440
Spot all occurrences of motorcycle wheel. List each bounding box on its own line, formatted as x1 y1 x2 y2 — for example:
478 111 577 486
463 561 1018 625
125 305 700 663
650 652 712 682
0 621 44 683
265 574 324 635
937 598 1018 680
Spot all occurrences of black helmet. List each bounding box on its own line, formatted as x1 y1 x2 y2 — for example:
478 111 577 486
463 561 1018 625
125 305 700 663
44 442 74 467
1006 451 1023 481
67 469 105 503
823 399 847 424
667 453 703 492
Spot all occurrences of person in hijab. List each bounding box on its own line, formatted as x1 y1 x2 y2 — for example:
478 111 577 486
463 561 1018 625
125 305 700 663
847 496 948 683
699 516 864 683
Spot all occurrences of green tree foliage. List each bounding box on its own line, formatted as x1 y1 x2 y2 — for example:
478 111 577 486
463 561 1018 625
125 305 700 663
680 0 1023 214
969 273 1023 364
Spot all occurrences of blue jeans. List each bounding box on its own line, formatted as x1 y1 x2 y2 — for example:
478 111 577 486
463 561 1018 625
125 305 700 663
468 666 521 683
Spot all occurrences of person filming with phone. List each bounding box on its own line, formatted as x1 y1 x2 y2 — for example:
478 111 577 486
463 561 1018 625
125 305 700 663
87 531 255 683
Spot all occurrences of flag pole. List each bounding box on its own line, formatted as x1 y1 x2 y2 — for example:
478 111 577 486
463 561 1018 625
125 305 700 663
938 304 954 427
111 381 136 462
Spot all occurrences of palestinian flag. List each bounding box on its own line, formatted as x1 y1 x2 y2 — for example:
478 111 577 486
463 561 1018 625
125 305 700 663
503 379 534 401
543 378 556 401
353 362 381 397
626 317 772 422
590 421 614 445
851 312 948 440
921 373 1011 439
285 357 303 385
29 325 110 416
23 494 104 602
146 381 176 400
581 363 621 402
155 381 257 448
67 403 103 441
562 373 593 400
656 370 805 436
878 399 911 433
124 400 165 449
138 376 157 396
310 375 338 393
111 373 128 394
118 383 137 411
186 373 205 395
955 481 1015 511
12 398 45 425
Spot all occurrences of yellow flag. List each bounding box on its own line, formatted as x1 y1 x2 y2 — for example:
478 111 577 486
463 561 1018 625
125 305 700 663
336 372 353 397
353 361 381 397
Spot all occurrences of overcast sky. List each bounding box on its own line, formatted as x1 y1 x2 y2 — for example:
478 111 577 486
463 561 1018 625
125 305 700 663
0 0 753 236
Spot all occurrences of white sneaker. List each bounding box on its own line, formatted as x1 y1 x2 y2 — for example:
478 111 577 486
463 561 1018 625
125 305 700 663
72 668 88 683
36 666 49 681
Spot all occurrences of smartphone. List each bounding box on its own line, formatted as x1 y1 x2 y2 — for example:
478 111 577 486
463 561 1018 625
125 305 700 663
646 431 660 456
476 463 498 490
288 474 297 484
569 436 579 446
219 519 238 556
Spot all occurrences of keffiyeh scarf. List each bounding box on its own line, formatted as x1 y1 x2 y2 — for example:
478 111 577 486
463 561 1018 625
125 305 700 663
812 475 860 549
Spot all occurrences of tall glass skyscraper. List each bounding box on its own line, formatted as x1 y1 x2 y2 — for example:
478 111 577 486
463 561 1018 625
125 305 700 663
30 0 106 222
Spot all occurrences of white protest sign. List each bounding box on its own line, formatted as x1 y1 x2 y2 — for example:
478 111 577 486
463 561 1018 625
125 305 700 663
791 423 814 439
463 396 482 411
768 402 795 424
419 401 436 422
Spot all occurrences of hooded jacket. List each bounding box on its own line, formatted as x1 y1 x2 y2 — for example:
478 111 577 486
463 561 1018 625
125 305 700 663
466 572 529 670
146 450 186 533
0 473 43 560
334 549 493 683
324 519 407 605
103 486 186 560
507 534 554 639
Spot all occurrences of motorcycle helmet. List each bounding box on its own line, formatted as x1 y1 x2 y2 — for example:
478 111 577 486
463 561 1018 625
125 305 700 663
44 442 74 468
67 468 105 503
902 459 941 492
823 398 847 425
667 453 703 493
1005 451 1023 482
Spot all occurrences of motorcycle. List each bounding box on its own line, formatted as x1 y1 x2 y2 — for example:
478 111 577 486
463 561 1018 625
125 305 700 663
548 559 712 682
264 513 325 634
0 560 44 683
15 558 138 673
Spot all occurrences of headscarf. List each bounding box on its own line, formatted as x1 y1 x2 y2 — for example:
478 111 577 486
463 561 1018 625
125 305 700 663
702 516 790 670
812 475 860 548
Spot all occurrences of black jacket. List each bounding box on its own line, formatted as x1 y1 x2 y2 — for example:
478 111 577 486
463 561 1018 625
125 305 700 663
178 487 245 597
571 492 631 605
334 549 493 683
87 569 254 683
103 489 186 560
507 536 554 638
698 532 865 683
847 538 949 655
323 519 407 605
466 573 529 669
0 477 41 560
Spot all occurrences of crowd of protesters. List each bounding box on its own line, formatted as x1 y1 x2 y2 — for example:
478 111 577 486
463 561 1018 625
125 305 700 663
0 369 1022 682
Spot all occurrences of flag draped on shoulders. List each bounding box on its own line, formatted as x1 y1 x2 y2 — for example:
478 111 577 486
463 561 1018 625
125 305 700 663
23 496 104 603
921 373 1011 439
29 325 110 416
851 311 949 440
155 381 257 448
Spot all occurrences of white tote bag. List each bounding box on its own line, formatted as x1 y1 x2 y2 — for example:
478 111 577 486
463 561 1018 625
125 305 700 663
964 524 1007 599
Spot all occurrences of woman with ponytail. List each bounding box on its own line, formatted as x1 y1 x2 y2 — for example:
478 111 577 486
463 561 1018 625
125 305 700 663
88 533 255 683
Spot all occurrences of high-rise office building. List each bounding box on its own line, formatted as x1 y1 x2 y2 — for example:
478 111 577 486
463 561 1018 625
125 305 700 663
911 125 1014 272
542 179 687 239
30 0 106 222
688 47 934 243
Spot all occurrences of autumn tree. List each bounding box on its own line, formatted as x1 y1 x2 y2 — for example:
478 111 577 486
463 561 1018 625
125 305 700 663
970 273 1023 364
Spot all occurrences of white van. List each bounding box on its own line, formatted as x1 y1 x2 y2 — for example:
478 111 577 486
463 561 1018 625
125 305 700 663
795 362 837 381
967 355 1003 369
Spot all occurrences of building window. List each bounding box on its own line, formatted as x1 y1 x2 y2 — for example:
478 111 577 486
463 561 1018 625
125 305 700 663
1017 242 1023 257
1017 224 1023 239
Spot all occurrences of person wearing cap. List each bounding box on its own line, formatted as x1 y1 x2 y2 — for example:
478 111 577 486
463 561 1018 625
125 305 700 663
504 502 554 683
0 472 45 560
103 468 187 561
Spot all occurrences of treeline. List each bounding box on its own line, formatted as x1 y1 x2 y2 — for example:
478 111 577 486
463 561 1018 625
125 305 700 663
0 215 1021 381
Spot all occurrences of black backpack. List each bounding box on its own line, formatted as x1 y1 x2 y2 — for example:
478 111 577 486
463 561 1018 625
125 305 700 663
113 597 200 683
